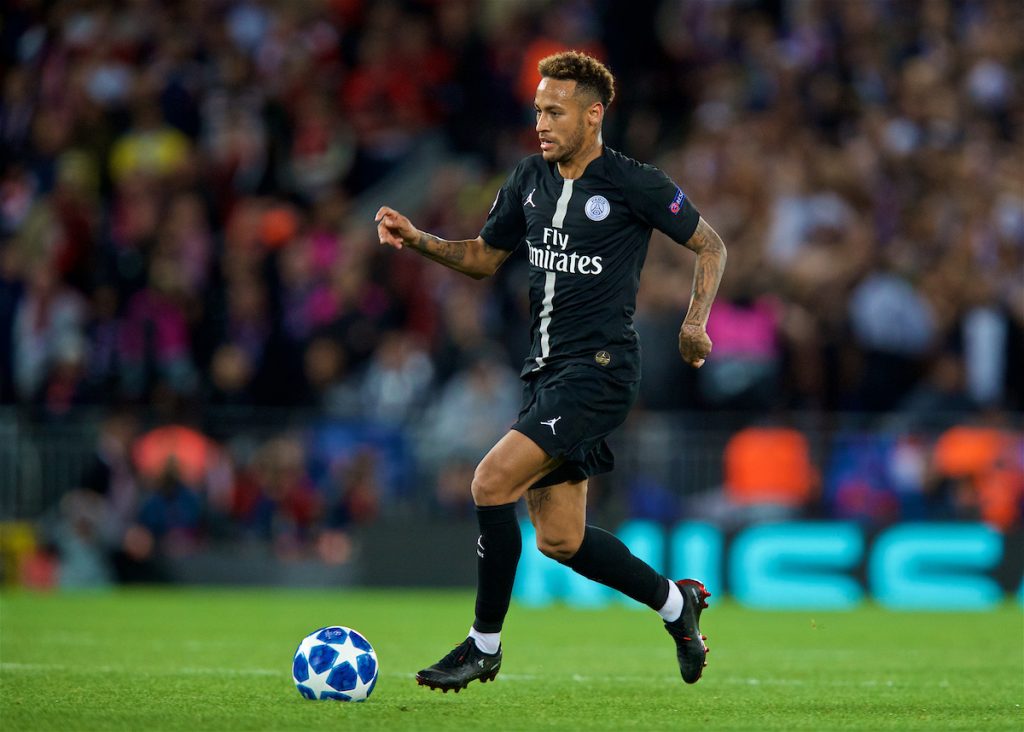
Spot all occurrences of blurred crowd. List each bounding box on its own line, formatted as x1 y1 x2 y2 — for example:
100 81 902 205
3 0 1022 415
1 0 1022 582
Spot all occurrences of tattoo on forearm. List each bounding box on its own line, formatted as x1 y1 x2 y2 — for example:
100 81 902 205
414 233 467 265
684 219 727 327
407 233 505 279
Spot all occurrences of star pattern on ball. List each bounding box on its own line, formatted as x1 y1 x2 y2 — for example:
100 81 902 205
293 627 379 702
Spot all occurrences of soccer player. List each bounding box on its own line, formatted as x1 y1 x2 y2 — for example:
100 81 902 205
375 51 727 692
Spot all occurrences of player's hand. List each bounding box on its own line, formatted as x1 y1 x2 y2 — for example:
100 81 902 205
375 206 419 250
678 322 712 368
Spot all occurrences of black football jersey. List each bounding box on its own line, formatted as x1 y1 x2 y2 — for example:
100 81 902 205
480 147 701 380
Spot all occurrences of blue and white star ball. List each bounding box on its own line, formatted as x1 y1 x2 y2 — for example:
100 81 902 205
292 626 379 701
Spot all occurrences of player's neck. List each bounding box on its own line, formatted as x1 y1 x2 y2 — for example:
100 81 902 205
557 135 603 180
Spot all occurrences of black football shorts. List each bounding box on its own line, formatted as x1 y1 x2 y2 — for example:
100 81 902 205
512 364 640 489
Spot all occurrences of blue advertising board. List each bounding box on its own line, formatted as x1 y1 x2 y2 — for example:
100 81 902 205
512 521 1024 610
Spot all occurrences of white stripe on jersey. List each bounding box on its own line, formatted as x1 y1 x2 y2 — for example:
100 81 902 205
534 270 557 370
534 178 574 370
552 179 573 229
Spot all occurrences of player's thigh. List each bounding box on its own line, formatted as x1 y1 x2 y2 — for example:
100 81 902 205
525 479 588 560
472 429 563 506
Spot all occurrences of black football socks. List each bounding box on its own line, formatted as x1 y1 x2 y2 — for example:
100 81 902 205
472 503 522 633
562 524 670 610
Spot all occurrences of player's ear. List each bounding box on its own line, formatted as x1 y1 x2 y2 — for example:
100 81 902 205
587 101 604 128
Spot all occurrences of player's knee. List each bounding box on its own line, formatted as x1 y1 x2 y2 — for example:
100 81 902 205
536 532 582 562
471 462 516 505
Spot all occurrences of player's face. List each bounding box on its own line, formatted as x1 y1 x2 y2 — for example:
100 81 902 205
535 78 593 164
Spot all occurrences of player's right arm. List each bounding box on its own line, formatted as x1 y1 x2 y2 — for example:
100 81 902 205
375 206 511 280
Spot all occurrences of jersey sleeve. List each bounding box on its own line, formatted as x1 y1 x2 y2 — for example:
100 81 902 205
479 163 527 252
621 162 701 246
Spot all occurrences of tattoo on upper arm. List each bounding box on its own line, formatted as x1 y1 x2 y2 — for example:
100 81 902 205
684 218 718 254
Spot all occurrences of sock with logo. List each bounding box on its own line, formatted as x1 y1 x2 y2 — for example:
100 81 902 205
561 525 670 610
472 503 522 634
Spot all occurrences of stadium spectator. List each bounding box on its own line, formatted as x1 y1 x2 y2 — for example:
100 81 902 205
323 447 382 532
133 461 204 558
11 261 87 403
824 432 929 527
301 335 361 416
82 409 142 529
360 330 435 424
117 254 198 400
108 98 192 184
243 435 321 558
41 489 116 589
420 345 521 510
701 291 782 410
891 351 977 430
847 267 939 412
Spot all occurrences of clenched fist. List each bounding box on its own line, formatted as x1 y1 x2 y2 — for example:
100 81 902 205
678 322 712 368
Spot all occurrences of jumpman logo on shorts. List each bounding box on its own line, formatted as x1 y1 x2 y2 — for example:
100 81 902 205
541 416 562 435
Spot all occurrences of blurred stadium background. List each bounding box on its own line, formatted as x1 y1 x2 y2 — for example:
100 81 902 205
0 0 1021 603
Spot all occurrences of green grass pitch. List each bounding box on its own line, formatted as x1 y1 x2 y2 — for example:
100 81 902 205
1 589 1021 730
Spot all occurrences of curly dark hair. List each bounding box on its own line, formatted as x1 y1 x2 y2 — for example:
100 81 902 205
537 50 615 108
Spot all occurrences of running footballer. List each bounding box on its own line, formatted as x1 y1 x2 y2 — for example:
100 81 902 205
376 50 727 692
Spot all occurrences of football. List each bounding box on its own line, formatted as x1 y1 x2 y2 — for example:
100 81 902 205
292 626 379 701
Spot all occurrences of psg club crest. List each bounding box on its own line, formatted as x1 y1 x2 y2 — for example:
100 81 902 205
585 195 610 221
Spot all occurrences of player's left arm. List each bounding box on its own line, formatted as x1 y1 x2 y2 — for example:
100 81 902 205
618 159 727 367
679 217 727 368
